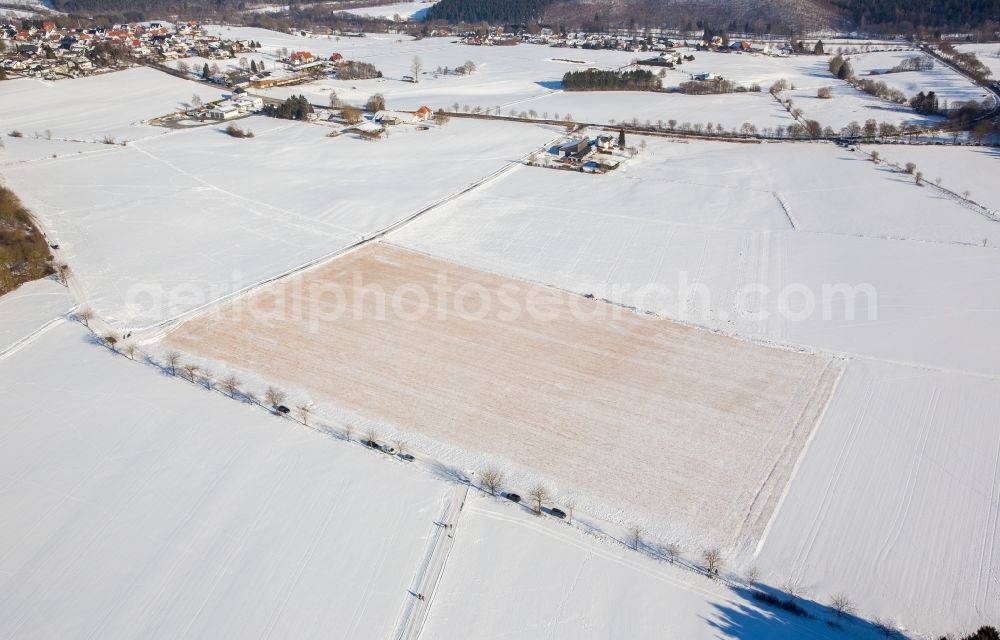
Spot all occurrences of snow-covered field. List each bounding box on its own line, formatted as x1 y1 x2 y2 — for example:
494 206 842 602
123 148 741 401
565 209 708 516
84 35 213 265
422 493 882 639
3 28 1000 639
784 81 944 130
757 358 1000 636
0 278 71 353
863 144 1000 213
849 49 991 106
390 137 1000 375
956 43 1000 79
0 319 450 639
164 243 841 549
340 1 436 20
2 102 557 327
0 67 224 143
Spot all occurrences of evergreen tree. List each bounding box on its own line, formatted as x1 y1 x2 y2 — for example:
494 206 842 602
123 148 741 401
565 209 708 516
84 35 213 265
618 128 625 149
202 62 210 79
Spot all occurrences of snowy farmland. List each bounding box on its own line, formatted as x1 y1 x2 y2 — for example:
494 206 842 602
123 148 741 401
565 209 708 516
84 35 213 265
0 277 71 353
163 243 841 549
340 1 436 20
849 50 992 106
0 67 224 143
421 493 884 639
2 23 1000 639
2 105 558 327
863 144 1000 213
390 137 1000 375
757 358 1000 636
0 320 451 640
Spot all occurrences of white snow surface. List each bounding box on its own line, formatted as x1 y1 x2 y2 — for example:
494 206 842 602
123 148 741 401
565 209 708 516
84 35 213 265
390 137 1000 376
0 67 224 143
0 277 72 353
849 49 991 105
424 493 886 639
2 111 558 327
757 357 1000 637
863 144 1000 213
340 1 436 20
0 319 449 639
955 43 1000 79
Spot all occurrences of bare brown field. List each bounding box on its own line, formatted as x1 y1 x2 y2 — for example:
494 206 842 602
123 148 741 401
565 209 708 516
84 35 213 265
166 243 840 547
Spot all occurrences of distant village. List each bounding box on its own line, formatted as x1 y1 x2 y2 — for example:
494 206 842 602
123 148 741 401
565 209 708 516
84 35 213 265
0 13 827 84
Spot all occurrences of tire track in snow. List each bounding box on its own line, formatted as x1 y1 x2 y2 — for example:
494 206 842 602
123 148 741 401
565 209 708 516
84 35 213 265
976 410 1000 616
872 387 939 570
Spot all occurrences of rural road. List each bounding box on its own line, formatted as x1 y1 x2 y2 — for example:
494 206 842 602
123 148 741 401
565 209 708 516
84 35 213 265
393 479 470 640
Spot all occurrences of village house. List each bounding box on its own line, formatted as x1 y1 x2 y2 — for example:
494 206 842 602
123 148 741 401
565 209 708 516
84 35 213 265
288 50 315 66
207 101 240 120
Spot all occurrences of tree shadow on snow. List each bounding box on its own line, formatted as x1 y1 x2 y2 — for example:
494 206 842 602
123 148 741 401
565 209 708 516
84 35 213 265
425 459 470 486
706 583 909 639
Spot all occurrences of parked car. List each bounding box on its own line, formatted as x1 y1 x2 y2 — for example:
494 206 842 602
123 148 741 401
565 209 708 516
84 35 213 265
381 444 397 455
549 508 567 519
398 453 414 462
276 405 290 414
504 492 521 503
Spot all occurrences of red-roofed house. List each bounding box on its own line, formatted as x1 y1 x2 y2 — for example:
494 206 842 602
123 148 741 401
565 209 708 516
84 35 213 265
414 106 433 121
289 50 315 66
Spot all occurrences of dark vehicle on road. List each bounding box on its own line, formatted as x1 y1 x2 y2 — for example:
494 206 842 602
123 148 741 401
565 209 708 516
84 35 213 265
276 405 290 414
549 508 567 519
504 492 521 503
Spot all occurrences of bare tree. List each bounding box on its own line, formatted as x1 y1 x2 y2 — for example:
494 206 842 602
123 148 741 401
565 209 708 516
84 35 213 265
104 333 119 352
328 89 340 108
665 542 681 564
702 547 723 577
478 465 504 496
123 341 137 360
410 55 422 82
873 617 899 638
164 351 181 375
295 403 312 425
744 566 760 589
344 423 354 441
366 427 378 447
221 375 241 398
199 370 214 390
830 593 855 619
628 525 643 551
243 390 259 405
264 386 286 409
77 308 94 327
395 439 407 455
783 578 803 600
180 363 199 382
564 499 575 522
527 483 549 514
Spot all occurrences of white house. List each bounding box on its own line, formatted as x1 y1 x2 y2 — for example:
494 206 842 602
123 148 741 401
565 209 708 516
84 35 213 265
235 97 263 113
207 101 240 120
